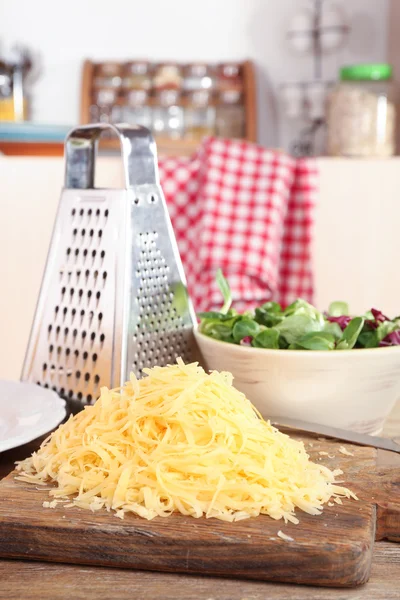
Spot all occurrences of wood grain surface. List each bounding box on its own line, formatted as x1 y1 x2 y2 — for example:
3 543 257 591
1 543 400 600
1 437 399 588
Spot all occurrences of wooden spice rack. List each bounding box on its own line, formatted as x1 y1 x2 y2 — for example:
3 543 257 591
80 59 257 157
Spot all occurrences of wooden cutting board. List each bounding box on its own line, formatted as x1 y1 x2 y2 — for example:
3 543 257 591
0 436 399 588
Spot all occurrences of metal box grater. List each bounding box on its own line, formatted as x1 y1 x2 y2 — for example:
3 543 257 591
22 123 196 407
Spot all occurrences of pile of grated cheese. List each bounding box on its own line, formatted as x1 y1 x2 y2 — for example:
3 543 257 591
16 359 355 522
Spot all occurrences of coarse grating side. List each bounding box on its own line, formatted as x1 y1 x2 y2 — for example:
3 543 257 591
22 123 196 407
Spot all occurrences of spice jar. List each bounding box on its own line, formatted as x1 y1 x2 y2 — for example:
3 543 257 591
93 88 118 123
217 63 242 91
122 61 152 90
152 90 184 138
215 90 245 139
327 64 396 157
183 64 214 91
185 90 215 140
122 89 152 129
93 62 122 89
153 64 182 91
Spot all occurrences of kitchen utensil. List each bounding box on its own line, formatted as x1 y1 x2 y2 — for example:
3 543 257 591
22 123 195 407
194 328 400 435
270 416 400 454
0 381 66 452
1 438 399 587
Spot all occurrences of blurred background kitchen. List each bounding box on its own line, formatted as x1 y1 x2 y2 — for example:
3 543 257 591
1 0 400 380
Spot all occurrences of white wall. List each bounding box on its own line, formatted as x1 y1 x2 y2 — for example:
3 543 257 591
0 0 389 149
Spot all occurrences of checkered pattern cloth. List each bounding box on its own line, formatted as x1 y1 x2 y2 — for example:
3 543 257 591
158 137 318 312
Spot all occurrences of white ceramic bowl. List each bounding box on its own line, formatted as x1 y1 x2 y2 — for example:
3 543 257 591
194 328 400 435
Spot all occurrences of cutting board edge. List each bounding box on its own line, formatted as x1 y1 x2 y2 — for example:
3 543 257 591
0 501 376 588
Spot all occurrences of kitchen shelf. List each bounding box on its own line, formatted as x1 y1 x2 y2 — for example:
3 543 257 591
80 59 257 157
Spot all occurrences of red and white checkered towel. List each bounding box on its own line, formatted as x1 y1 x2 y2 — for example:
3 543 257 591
159 137 318 312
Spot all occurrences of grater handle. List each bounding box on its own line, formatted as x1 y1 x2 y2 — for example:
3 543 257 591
64 123 159 190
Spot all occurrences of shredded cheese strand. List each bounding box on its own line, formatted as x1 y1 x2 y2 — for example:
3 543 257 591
16 360 355 522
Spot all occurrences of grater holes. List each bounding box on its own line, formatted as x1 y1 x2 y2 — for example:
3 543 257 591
66 348 71 357
68 390 74 399
88 208 93 217
92 250 96 259
60 387 65 397
87 394 93 404
94 374 100 384
75 249 79 258
77 392 83 401
96 208 101 217
83 351 89 360
99 334 105 343
83 249 88 258
66 248 71 257
79 208 84 217
71 209 76 217
74 349 79 358
92 353 98 362
81 228 86 237
84 373 90 382
134 198 140 205
76 370 81 379
104 209 109 218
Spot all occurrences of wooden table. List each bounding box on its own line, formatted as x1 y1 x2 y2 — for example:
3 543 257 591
1 405 400 600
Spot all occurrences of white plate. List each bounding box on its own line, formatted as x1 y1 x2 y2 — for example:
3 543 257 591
0 380 66 452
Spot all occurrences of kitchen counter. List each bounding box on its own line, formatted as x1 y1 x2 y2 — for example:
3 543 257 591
1 402 400 599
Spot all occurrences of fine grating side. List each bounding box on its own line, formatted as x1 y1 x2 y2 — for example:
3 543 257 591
22 123 196 407
132 231 191 375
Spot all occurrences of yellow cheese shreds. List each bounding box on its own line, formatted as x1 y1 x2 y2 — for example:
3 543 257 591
16 359 355 523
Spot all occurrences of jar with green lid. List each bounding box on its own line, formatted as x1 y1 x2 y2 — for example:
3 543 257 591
327 64 396 157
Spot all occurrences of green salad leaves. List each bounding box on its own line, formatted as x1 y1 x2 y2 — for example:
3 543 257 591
197 270 400 350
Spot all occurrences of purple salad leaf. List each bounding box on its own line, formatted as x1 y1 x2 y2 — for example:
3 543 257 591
379 330 400 347
371 308 390 323
326 315 351 330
